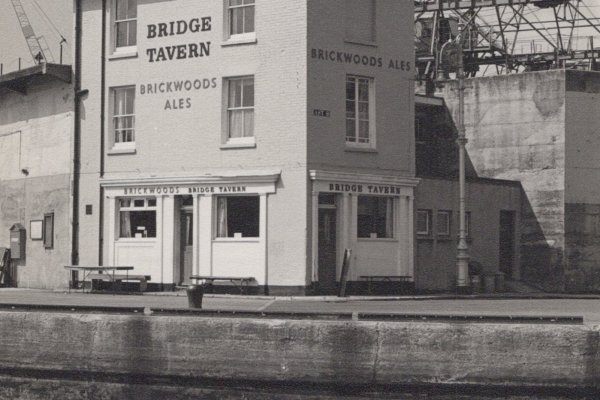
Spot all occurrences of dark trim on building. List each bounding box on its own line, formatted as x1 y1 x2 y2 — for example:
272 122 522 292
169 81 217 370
72 1 83 266
99 0 107 265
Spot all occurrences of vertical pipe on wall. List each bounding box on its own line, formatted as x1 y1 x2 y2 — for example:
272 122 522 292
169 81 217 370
99 0 107 265
72 0 83 266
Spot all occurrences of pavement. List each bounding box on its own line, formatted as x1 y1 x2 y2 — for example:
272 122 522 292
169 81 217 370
0 288 599 324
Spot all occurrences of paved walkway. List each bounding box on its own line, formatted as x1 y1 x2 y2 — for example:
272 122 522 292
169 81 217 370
1 288 599 324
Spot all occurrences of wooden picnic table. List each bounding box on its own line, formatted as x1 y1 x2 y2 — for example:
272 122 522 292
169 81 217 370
64 265 134 293
189 275 254 294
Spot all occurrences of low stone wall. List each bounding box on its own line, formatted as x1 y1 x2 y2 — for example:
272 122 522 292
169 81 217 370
0 311 598 392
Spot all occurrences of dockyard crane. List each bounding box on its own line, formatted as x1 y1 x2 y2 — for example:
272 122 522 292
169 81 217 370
10 0 54 64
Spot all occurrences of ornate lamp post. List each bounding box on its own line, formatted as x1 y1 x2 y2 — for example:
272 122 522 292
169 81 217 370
438 22 470 292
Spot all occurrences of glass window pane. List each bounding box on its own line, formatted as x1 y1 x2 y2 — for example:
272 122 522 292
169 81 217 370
230 0 243 6
358 102 369 119
148 198 157 207
128 21 137 47
230 8 243 35
229 110 243 138
128 0 137 18
229 80 242 108
346 79 355 100
116 0 127 20
120 198 131 208
126 90 134 114
359 80 369 101
116 22 128 47
359 121 369 139
346 120 356 141
244 109 254 137
242 79 254 107
243 0 255 4
134 199 144 207
245 6 255 33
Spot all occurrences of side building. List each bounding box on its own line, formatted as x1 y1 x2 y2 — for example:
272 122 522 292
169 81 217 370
77 0 416 294
0 64 74 288
414 95 522 292
442 69 600 292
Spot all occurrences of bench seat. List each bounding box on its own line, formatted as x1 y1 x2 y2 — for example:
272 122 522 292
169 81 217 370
88 273 150 292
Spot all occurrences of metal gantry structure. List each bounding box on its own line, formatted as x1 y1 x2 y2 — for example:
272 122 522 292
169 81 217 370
415 0 600 81
10 0 53 64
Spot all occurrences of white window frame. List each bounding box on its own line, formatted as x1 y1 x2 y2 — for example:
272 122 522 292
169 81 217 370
118 197 157 240
111 86 136 152
357 195 395 240
213 195 261 240
225 0 256 43
113 0 137 53
416 209 431 236
437 210 451 237
224 76 255 146
345 75 376 149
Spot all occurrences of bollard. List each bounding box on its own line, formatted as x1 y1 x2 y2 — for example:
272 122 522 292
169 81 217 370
186 284 204 308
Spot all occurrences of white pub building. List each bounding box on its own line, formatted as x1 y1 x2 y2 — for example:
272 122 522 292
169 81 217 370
77 0 416 294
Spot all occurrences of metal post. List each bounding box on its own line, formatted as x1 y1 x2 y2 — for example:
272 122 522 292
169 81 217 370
456 22 470 292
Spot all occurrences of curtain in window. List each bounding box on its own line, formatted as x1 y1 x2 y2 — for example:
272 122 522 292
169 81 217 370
120 211 132 238
217 198 228 237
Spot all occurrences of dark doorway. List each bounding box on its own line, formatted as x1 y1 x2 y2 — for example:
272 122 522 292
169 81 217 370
180 206 193 286
318 194 337 295
499 210 516 277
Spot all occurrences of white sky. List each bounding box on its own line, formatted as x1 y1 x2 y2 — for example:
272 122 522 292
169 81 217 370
0 0 72 73
0 0 599 74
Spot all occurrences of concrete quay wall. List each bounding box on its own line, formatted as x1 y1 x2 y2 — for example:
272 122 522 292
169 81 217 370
0 311 599 394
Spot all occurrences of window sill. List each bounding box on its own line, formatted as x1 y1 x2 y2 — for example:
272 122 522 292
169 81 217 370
357 238 397 243
345 146 377 153
220 141 256 150
116 238 157 243
213 238 260 243
344 39 378 48
108 147 136 155
108 49 138 60
222 34 257 47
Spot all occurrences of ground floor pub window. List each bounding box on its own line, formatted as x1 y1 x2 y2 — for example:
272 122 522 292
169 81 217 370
119 197 157 238
357 196 393 238
216 196 259 238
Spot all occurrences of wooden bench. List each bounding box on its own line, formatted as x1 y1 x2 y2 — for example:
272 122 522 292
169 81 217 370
64 265 135 293
87 273 151 292
360 275 412 294
189 275 254 294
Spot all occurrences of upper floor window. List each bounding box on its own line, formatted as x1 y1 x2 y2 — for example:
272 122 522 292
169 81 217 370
115 0 137 49
112 86 136 148
227 77 254 143
346 75 375 147
228 0 255 37
345 0 376 44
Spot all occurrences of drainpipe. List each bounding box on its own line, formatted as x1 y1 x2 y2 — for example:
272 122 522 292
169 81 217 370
72 0 83 266
99 0 107 265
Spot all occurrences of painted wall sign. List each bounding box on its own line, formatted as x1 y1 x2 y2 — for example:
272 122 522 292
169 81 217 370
327 183 403 195
146 17 212 63
139 78 218 110
313 109 331 117
123 185 248 195
310 48 411 72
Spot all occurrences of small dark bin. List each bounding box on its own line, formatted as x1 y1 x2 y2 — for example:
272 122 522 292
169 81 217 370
186 284 204 308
